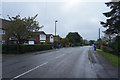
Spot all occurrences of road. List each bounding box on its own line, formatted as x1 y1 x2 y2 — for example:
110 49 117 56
2 46 118 79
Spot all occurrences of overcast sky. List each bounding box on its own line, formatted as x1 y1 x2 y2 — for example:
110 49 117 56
1 0 112 40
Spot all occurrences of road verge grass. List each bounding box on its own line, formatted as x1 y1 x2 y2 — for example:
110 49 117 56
96 49 120 67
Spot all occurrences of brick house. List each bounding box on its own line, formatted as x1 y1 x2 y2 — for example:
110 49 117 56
0 18 10 44
0 18 19 44
46 34 54 43
32 31 46 43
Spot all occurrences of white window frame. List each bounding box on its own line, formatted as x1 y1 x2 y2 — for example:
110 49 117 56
0 29 5 34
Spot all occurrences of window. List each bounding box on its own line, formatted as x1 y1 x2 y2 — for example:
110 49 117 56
0 29 5 34
40 34 46 40
2 40 5 44
29 41 34 45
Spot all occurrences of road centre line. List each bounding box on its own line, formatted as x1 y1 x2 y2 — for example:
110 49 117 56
56 54 65 59
11 62 48 80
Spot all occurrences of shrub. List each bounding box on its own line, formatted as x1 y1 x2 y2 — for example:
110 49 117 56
113 36 120 53
2 44 18 54
102 46 114 53
74 43 81 46
2 44 53 54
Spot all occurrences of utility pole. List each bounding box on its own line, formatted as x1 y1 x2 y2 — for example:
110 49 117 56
55 20 58 36
55 20 58 49
98 28 101 49
99 28 100 39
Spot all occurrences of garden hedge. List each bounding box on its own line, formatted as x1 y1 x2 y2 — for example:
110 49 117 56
2 44 53 54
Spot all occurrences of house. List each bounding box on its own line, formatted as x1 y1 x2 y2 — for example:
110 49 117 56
0 18 10 44
0 19 20 44
0 18 47 44
32 31 46 43
46 34 54 43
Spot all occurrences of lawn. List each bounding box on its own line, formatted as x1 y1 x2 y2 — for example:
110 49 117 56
96 49 120 67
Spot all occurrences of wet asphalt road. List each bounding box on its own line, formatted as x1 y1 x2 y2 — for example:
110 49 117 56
2 46 118 79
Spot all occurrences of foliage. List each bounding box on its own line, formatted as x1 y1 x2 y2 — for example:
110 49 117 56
2 44 18 53
83 40 89 45
2 44 53 54
74 43 82 46
96 38 102 49
100 1 120 53
66 32 83 44
89 40 95 45
113 36 120 53
102 46 114 53
60 38 69 44
6 14 42 44
100 1 120 35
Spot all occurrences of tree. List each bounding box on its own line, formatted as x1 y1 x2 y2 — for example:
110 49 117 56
89 40 95 45
66 32 83 44
100 1 120 54
60 38 69 47
83 39 89 45
96 38 102 49
60 38 69 44
100 1 120 36
7 14 42 44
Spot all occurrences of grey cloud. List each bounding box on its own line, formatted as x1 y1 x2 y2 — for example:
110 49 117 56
2 2 109 40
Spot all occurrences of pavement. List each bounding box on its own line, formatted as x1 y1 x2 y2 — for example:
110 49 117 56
88 47 119 78
2 46 119 79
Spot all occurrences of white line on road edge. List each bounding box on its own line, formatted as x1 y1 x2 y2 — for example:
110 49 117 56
11 62 48 80
56 54 65 59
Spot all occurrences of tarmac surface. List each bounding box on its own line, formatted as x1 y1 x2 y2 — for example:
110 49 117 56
2 46 118 79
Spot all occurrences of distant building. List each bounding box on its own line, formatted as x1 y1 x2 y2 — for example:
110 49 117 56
46 34 54 43
32 31 46 43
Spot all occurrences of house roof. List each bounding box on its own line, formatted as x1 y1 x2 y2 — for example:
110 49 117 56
46 34 53 37
32 31 46 35
0 18 11 29
53 35 60 37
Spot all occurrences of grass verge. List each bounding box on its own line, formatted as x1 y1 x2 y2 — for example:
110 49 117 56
96 49 120 67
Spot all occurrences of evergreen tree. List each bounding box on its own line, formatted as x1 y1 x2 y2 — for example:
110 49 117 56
100 1 120 35
66 32 83 44
100 1 120 54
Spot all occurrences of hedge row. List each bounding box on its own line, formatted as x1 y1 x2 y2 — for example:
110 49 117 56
2 44 53 54
102 46 114 53
74 43 83 46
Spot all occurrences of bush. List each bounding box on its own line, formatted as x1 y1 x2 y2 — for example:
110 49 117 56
102 46 114 53
2 44 53 54
74 43 82 46
2 44 18 54
113 36 120 53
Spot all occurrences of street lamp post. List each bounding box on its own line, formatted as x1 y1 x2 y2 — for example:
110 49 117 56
55 20 58 36
55 20 58 49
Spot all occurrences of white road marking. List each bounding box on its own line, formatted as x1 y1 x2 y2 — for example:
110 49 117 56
56 54 65 59
11 62 48 80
